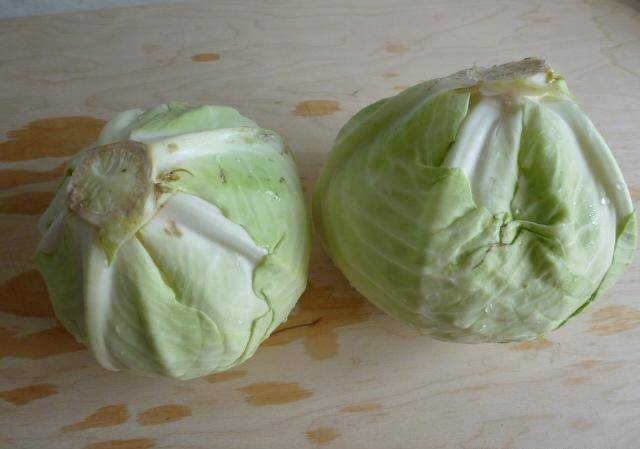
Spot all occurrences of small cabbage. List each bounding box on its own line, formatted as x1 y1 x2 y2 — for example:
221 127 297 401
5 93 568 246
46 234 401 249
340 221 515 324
36 102 311 378
313 59 636 343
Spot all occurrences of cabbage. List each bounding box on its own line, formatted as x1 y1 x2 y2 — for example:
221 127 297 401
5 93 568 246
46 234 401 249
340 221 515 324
313 58 636 343
35 102 311 378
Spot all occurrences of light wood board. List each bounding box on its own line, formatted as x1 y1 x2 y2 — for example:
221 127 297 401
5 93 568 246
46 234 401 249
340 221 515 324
1 1 639 448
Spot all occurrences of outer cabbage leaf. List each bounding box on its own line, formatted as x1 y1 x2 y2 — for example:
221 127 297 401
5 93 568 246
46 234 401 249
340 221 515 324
313 59 636 342
35 103 310 378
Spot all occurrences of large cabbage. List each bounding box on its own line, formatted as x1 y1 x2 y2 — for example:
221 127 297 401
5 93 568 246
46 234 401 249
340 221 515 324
36 102 311 378
313 58 636 343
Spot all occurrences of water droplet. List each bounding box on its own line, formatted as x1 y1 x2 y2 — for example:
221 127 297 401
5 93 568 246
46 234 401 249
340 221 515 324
237 320 244 326
265 190 280 200
600 197 610 206
118 351 125 357
615 183 624 191
480 324 487 330
115 324 122 334
484 304 494 313
514 208 521 215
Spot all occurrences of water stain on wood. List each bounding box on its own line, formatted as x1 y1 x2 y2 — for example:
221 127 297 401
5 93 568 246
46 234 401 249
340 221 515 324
509 338 553 350
203 369 247 384
340 402 382 413
0 116 105 162
138 404 191 426
238 382 312 406
305 427 339 445
0 190 55 215
0 165 64 190
564 376 590 385
586 305 640 336
570 359 600 370
384 42 409 54
0 269 54 317
191 53 220 62
0 326 84 359
0 383 58 405
263 282 373 361
293 100 341 117
61 404 129 433
393 85 410 91
83 439 156 449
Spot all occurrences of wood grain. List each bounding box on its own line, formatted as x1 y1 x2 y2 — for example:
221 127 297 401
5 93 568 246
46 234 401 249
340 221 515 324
1 1 639 448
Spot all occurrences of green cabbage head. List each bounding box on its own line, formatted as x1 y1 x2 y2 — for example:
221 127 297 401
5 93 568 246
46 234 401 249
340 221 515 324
313 58 636 343
35 102 311 378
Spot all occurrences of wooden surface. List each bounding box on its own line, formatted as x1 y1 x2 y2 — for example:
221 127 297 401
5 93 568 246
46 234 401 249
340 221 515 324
1 1 639 448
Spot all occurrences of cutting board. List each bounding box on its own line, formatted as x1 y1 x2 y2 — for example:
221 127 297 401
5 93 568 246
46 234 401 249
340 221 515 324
1 1 639 448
